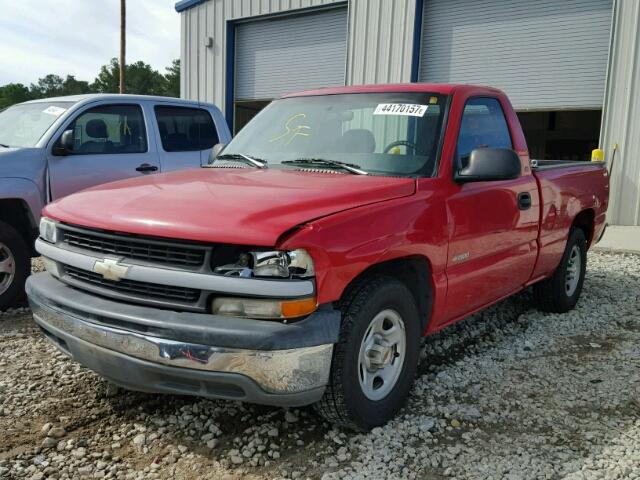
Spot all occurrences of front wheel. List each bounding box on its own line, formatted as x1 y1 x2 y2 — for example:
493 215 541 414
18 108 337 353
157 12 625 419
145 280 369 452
314 276 421 431
533 228 587 313
0 221 31 310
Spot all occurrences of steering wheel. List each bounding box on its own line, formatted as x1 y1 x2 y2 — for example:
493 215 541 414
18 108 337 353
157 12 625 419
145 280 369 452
383 140 428 156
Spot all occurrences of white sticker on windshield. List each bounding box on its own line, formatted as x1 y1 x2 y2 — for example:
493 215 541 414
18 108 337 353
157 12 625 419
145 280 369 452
43 106 66 116
374 103 428 117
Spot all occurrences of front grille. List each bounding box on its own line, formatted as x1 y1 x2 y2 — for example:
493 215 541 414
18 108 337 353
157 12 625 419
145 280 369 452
60 225 207 268
64 266 201 303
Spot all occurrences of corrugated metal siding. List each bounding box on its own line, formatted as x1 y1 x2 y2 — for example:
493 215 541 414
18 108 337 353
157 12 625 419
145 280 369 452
179 0 421 112
235 7 348 100
179 0 343 110
346 0 417 85
419 0 613 110
600 0 640 225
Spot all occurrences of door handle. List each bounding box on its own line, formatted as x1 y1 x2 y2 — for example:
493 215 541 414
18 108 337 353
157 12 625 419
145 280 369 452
517 192 532 210
136 163 158 173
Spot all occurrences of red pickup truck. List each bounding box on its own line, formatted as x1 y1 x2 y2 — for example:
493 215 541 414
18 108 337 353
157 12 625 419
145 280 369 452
26 84 609 430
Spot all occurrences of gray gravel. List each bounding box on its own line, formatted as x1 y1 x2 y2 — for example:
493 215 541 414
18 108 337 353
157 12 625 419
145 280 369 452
0 251 639 480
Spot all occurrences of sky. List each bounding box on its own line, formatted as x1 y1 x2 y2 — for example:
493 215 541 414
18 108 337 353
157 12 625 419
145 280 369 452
0 0 180 86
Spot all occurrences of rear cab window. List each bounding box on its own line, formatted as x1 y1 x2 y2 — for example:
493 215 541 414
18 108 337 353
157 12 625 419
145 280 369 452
154 106 219 152
457 97 512 167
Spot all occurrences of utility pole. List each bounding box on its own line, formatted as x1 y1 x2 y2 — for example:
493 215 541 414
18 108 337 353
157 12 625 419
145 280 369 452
119 0 126 94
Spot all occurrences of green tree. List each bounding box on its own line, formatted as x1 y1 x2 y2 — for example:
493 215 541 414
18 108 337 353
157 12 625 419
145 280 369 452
0 56 180 109
28 74 91 99
60 75 91 96
163 59 180 98
92 58 166 95
30 74 64 97
0 83 33 109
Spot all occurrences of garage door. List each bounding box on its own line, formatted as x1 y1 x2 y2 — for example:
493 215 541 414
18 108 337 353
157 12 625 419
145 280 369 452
418 0 613 110
235 7 348 101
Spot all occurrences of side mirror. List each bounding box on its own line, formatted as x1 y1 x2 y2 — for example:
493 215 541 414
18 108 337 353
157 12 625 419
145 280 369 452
454 147 521 183
208 143 226 164
52 130 74 156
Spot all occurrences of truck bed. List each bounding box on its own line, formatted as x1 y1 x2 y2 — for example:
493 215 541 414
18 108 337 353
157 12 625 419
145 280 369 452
529 160 609 281
532 159 606 170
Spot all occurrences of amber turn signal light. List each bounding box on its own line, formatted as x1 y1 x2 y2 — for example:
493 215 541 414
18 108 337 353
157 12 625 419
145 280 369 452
280 297 318 318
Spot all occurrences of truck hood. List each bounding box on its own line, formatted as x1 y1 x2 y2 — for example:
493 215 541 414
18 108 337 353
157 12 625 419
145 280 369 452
45 168 416 245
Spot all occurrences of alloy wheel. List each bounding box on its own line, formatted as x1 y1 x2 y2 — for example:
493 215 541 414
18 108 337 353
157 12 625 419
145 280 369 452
0 242 16 296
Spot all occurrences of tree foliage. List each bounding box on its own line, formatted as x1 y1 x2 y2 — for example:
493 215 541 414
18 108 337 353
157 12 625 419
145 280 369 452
164 59 181 98
0 58 180 109
0 84 33 109
30 74 92 98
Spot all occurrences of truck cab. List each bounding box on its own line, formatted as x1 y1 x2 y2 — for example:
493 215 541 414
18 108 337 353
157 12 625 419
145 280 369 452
0 94 231 308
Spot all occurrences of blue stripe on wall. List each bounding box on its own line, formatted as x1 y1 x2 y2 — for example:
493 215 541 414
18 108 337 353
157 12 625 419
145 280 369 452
225 21 236 132
175 0 207 13
410 0 425 83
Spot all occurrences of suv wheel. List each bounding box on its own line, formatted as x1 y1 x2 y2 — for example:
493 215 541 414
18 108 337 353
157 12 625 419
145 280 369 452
315 276 421 431
0 221 31 310
533 228 587 313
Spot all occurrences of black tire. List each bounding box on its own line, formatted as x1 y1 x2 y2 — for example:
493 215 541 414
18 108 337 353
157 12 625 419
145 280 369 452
314 276 421 431
533 228 587 313
0 220 31 311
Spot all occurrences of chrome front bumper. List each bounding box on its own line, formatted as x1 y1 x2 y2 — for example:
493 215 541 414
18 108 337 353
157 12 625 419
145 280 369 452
27 273 339 406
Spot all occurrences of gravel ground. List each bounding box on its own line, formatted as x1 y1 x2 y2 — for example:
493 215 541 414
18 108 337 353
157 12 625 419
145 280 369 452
1 251 639 480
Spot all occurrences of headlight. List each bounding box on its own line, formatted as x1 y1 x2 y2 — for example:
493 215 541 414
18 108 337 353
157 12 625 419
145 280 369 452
211 296 317 320
39 217 57 243
214 248 315 279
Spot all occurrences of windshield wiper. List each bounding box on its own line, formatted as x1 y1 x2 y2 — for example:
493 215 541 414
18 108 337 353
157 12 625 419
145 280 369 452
210 153 268 169
282 158 368 175
0 143 10 148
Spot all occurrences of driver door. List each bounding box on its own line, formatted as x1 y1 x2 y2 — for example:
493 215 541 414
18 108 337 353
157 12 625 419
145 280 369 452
442 97 539 322
47 103 160 200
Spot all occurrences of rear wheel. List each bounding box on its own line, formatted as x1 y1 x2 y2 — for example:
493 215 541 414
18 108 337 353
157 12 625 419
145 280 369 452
315 276 421 431
0 221 30 311
534 229 587 313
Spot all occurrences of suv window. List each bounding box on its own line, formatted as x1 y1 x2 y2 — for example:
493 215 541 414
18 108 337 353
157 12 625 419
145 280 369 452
154 106 218 152
70 104 147 155
457 97 512 166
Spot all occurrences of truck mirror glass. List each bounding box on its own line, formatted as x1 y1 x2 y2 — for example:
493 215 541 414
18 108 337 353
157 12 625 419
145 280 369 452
455 147 521 183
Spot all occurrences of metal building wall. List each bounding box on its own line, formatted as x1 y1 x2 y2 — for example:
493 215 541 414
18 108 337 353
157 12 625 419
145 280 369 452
179 0 420 114
600 0 640 226
179 0 344 111
346 0 418 85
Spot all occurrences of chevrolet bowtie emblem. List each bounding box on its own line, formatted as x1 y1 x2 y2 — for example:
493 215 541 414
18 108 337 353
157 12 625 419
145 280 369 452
93 258 130 282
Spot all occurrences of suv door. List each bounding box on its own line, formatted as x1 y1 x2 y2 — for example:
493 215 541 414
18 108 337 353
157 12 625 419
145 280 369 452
442 97 539 322
153 105 220 171
48 103 160 199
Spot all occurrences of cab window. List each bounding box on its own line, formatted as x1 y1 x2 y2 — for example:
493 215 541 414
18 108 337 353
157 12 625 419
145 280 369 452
70 104 147 155
154 106 218 152
457 97 512 167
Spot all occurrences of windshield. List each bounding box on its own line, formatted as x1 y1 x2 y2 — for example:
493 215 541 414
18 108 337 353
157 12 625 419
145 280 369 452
0 101 74 148
222 92 448 177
